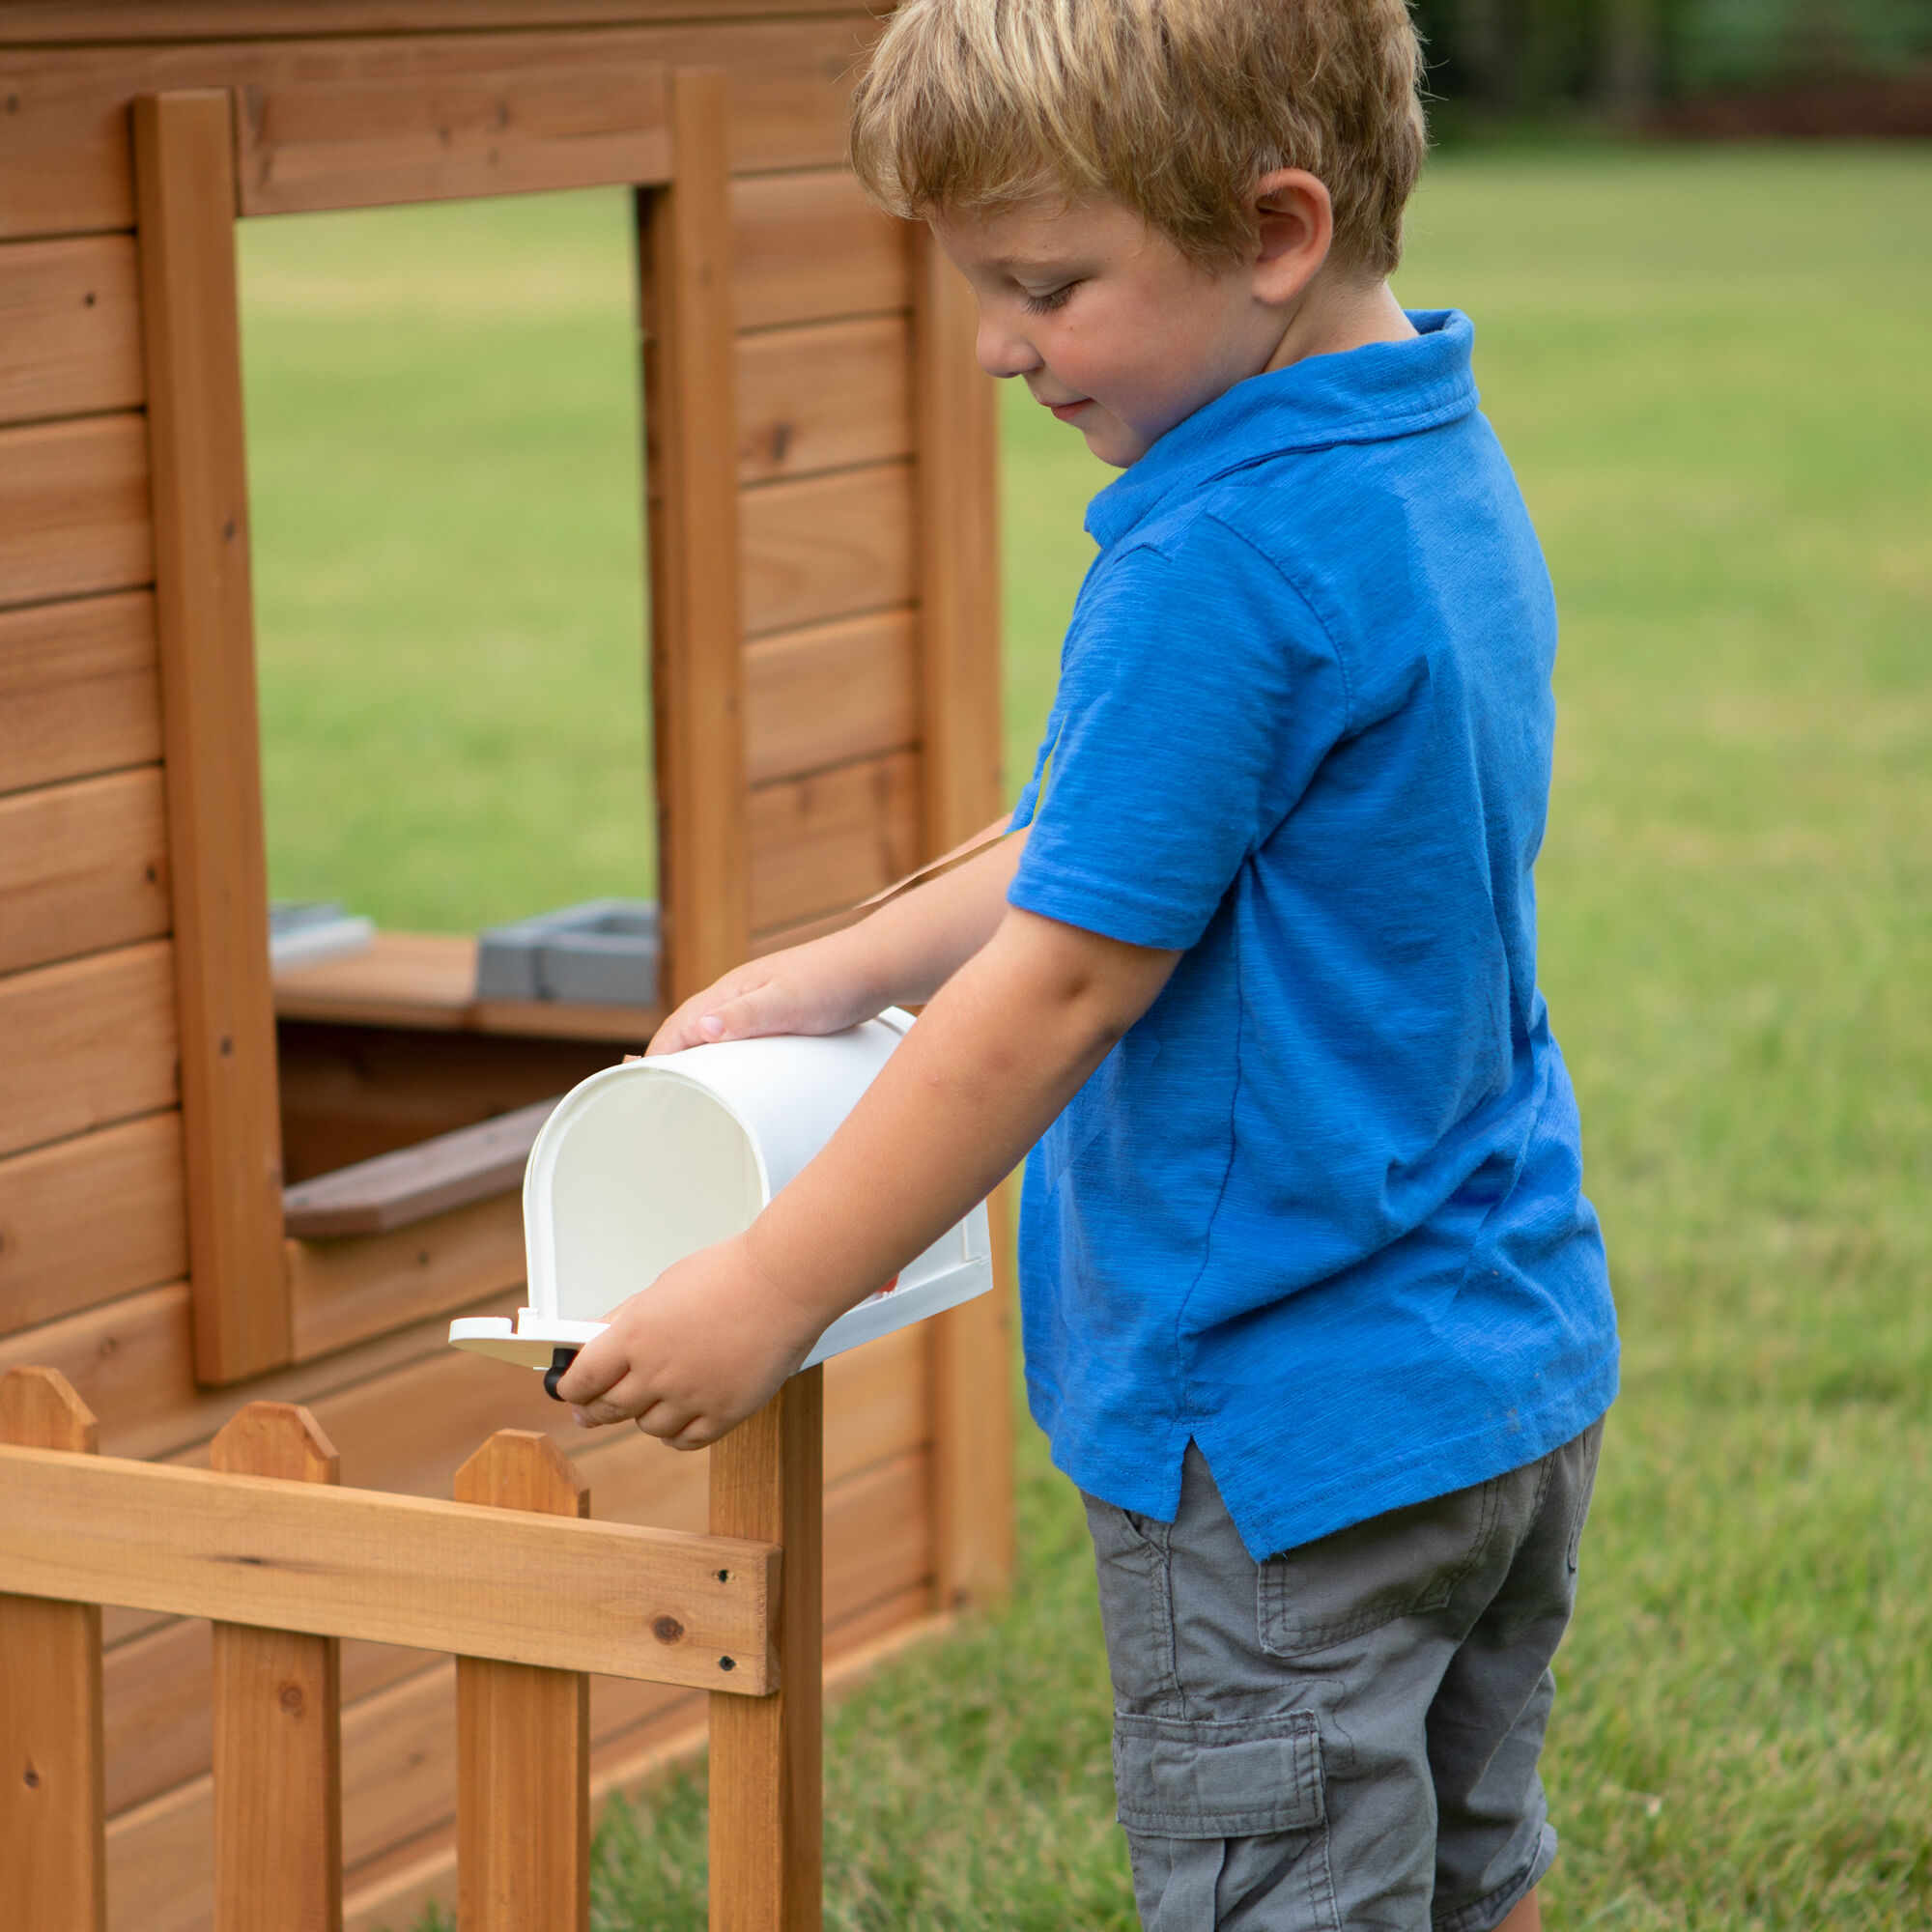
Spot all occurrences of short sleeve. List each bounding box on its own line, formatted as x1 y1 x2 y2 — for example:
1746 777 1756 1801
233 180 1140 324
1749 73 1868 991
1007 706 1057 833
1008 511 1350 951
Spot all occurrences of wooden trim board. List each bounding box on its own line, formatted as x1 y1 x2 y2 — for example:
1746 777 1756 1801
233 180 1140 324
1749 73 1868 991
639 69 749 1003
133 89 290 1386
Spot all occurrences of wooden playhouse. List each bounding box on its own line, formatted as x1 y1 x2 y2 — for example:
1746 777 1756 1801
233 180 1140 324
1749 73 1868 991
0 6 1012 1928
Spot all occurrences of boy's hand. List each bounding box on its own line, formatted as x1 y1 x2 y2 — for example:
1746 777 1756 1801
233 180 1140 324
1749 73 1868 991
554 1234 829 1447
649 943 881 1057
650 817 1026 1056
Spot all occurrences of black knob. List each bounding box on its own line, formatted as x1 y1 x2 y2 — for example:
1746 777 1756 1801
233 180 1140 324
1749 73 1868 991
544 1346 581 1403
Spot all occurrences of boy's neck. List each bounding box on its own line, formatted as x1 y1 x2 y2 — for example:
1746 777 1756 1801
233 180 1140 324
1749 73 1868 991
1264 270 1416 376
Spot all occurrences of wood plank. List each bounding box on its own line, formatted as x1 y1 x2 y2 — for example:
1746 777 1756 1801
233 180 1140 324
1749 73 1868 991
0 1279 514 1467
742 461 915 639
102 1769 211 1932
0 1369 107 1932
282 1098 555 1239
0 1441 780 1688
0 0 855 38
0 1112 187 1339
732 169 909 331
236 60 671 216
737 316 911 485
640 69 748 1002
273 929 662 1042
134 90 290 1384
709 1367 824 1932
0 592 160 798
0 22 876 241
456 1434 590 1932
0 767 170 977
0 414 152 611
209 1406 342 1932
235 1334 568 1500
748 751 920 937
745 610 917 788
102 1611 445 1825
912 227 1006 858
104 1616 213 1820
0 941 179 1162
0 235 143 427
288 1190 527 1366
816 1447 932 1634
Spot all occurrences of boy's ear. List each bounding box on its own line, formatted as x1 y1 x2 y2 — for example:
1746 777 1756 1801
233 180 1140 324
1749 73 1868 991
1249 169 1333 305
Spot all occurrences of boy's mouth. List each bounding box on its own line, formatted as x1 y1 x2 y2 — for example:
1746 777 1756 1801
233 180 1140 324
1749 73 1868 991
1046 397 1091 422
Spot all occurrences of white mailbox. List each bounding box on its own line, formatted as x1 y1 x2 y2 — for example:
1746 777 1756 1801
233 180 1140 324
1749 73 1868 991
449 1009 993 1388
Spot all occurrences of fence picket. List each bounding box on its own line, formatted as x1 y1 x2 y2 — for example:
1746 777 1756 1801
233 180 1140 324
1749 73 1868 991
0 1366 107 1932
210 1402 345 1932
455 1430 592 1932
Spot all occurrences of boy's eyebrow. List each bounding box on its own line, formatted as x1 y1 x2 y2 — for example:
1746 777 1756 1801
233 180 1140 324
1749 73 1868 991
982 251 1084 277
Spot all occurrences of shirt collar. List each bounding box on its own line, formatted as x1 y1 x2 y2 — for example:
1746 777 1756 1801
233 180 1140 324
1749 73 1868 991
1085 309 1480 551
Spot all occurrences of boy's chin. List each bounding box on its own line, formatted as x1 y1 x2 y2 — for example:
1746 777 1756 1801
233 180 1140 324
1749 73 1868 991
1080 420 1149 468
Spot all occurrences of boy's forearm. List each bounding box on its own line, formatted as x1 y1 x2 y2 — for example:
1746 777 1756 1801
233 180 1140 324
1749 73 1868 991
745 904 1178 1326
826 815 1025 1009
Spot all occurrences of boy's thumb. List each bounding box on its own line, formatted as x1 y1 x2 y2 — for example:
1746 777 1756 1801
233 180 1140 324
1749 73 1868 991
696 991 777 1043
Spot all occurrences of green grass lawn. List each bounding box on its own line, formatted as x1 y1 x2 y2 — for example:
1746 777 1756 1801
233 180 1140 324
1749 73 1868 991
240 145 1932 1928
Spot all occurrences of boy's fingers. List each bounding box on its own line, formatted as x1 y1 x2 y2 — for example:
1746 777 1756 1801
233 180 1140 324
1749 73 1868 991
632 1398 698 1442
554 1349 618 1407
667 1414 726 1451
694 993 763 1042
648 978 773 1054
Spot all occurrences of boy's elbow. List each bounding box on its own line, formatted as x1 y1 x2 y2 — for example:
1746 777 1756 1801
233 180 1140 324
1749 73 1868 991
1007 909 1179 1048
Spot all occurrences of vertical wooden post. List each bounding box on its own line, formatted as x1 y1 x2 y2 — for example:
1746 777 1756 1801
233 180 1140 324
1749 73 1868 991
639 67 749 1004
932 1179 1018 1610
911 224 1004 863
912 226 1016 1610
132 89 291 1385
455 1431 591 1932
709 1368 823 1932
209 1403 343 1932
0 1368 106 1932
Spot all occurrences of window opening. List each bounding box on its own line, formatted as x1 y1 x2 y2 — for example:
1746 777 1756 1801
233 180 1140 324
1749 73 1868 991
240 187 653 942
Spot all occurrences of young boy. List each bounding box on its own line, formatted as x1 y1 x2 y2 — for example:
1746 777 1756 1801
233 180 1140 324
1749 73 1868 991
558 0 1618 1924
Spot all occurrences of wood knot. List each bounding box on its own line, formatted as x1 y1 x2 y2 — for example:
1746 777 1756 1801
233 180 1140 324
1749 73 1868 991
23 1764 41 1789
278 1684 304 1717
652 1616 685 1645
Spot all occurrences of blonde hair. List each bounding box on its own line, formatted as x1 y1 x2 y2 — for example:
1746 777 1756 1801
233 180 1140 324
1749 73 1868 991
848 0 1428 276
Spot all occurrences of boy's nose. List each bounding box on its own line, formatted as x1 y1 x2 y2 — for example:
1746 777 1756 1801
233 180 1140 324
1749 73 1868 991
976 311 1043 381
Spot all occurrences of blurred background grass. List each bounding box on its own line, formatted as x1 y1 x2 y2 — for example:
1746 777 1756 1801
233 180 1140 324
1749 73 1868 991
239 145 1932 1928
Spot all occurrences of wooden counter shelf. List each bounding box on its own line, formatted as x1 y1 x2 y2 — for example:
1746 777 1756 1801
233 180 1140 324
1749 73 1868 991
273 929 664 1045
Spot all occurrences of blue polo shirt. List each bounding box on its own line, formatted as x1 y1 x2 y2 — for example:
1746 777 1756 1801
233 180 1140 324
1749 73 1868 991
1007 310 1617 1560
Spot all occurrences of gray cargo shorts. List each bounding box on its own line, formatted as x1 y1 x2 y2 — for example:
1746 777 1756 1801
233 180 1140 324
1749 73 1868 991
1082 1420 1604 1932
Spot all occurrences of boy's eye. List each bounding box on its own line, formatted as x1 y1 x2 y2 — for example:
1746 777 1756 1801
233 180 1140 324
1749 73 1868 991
1020 281 1077 316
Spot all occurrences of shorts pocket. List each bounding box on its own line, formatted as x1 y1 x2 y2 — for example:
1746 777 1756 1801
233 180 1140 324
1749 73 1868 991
1258 1477 1500 1657
1113 1710 1325 1839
